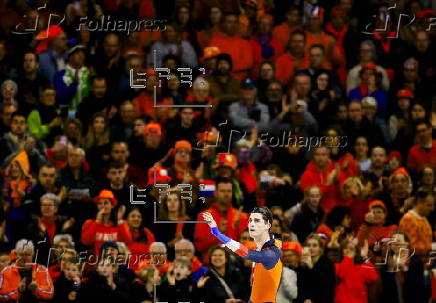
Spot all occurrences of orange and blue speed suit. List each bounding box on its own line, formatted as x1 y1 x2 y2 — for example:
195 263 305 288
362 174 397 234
210 227 283 303
0 263 54 302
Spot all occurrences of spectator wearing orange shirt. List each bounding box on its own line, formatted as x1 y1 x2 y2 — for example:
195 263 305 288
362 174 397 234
249 14 284 78
274 30 310 86
209 13 254 80
196 6 223 49
132 69 173 123
272 6 302 49
304 6 344 74
399 187 434 256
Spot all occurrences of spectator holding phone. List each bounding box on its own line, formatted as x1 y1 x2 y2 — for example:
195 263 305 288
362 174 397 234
229 78 270 133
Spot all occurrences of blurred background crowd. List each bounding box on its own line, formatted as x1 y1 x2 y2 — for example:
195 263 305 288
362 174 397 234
0 0 435 302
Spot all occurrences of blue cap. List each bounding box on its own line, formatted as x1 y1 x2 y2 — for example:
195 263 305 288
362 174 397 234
241 78 256 89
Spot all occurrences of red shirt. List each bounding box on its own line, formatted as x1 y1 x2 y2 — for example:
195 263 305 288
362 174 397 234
300 161 340 213
407 140 436 171
334 257 378 303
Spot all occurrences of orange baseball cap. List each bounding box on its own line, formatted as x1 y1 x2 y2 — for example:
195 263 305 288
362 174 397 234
396 89 414 99
200 46 222 63
282 241 303 256
213 153 238 170
174 140 192 153
147 166 172 185
369 200 387 212
93 190 118 206
144 122 162 136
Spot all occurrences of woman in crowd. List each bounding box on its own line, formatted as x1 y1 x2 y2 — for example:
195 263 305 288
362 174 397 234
2 152 34 244
155 191 194 259
82 112 111 178
199 246 247 303
81 190 125 256
118 207 155 271
353 136 371 172
300 234 336 303
308 70 338 130
196 5 223 48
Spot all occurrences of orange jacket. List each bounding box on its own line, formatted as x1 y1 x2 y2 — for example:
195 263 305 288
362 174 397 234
272 23 302 48
209 32 254 80
274 52 310 86
0 263 54 302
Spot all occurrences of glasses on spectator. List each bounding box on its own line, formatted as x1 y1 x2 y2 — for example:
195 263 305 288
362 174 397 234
175 249 193 254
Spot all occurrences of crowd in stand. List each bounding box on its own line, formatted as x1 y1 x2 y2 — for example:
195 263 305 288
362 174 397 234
0 0 435 302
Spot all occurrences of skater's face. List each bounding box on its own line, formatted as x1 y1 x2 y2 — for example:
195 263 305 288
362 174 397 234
248 213 271 239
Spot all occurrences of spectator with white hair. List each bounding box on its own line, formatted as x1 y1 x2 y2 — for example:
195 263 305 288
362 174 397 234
361 96 390 146
0 239 54 301
136 242 170 276
175 239 208 282
59 146 96 195
28 193 74 266
186 77 215 122
0 79 18 107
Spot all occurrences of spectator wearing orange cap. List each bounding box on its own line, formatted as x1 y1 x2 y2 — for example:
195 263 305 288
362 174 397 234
81 189 128 255
198 46 222 76
194 178 248 262
377 167 413 225
249 14 284 78
407 120 436 172
272 6 302 49
212 152 249 208
165 140 199 207
37 25 68 85
388 89 414 142
356 200 398 247
138 122 167 171
209 13 254 80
